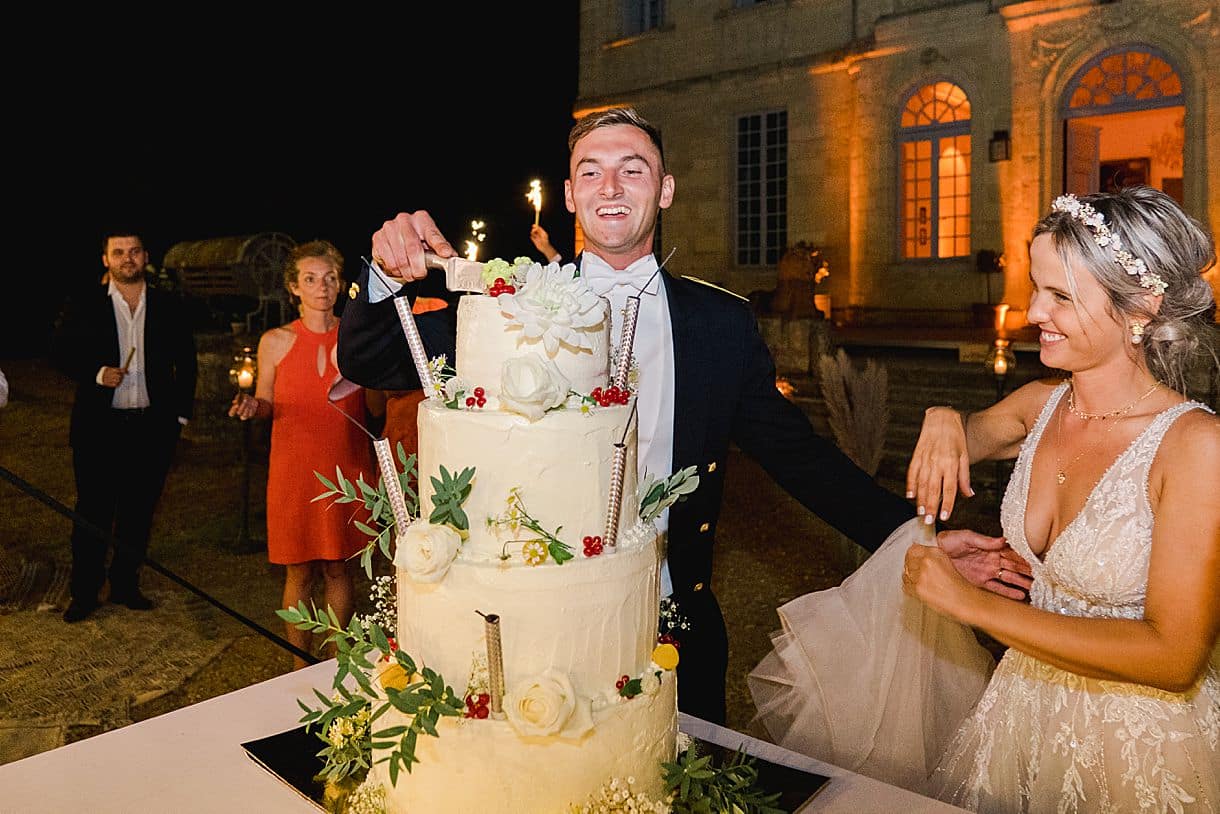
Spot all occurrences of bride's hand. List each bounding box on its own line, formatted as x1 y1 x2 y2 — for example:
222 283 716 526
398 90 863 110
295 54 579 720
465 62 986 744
902 543 979 620
906 406 972 524
937 529 1033 601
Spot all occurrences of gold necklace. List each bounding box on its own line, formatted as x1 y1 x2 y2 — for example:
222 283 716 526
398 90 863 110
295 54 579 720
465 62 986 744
1055 382 1160 485
1067 379 1160 420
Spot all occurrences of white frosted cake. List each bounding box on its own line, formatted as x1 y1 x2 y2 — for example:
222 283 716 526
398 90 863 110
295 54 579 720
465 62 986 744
368 259 680 813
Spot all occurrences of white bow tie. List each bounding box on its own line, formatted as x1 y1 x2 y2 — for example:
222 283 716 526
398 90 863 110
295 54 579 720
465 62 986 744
581 266 659 297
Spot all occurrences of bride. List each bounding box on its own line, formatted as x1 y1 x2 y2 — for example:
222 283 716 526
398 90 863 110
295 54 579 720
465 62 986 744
748 185 1219 812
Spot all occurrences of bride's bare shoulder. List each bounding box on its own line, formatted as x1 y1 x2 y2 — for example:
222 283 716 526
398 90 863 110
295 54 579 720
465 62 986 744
1005 377 1067 428
1162 405 1220 455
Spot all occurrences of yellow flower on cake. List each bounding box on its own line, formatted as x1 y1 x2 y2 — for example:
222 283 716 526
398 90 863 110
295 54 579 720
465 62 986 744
504 669 594 740
499 353 570 422
522 539 548 566
394 519 462 583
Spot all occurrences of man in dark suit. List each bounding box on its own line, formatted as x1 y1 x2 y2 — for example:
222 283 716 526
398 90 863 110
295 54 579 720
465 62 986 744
336 108 1030 724
54 231 198 623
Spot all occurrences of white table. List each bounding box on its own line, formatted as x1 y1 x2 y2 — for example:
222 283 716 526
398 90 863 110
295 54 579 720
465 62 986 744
0 662 964 813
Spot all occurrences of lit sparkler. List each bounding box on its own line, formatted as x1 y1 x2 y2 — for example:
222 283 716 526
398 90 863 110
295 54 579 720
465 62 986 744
526 180 542 226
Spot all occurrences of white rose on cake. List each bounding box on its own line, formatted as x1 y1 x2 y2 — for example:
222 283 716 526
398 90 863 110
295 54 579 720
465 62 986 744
504 669 594 740
499 261 604 355
394 519 462 583
499 354 571 422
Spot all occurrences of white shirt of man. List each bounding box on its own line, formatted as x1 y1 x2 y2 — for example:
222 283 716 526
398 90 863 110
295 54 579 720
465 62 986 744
555 251 678 596
99 280 151 410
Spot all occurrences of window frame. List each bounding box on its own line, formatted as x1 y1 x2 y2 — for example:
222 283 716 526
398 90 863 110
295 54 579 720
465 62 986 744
735 108 789 268
623 0 665 36
895 81 973 262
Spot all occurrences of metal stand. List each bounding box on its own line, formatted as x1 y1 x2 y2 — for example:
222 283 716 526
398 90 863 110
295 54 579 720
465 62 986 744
233 401 262 553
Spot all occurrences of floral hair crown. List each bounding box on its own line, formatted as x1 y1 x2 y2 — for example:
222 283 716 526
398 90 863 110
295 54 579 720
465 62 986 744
1050 194 1168 296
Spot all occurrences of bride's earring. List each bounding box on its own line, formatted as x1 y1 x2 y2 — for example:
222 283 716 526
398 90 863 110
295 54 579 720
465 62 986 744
1129 322 1146 344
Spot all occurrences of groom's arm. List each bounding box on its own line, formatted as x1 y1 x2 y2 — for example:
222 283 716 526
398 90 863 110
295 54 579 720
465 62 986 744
337 263 457 391
729 308 912 554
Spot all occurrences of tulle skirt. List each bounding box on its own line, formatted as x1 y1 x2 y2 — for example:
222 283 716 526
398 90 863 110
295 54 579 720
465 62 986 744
747 519 1220 813
747 518 995 793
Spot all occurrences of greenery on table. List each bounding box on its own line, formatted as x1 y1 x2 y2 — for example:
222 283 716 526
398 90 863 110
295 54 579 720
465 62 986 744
662 743 784 814
277 602 463 786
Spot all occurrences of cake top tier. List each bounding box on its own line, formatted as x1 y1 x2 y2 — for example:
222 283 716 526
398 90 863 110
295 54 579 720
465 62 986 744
452 259 611 408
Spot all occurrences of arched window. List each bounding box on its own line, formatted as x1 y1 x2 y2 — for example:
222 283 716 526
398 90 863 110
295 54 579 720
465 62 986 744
898 81 971 259
1064 46 1183 117
1061 46 1185 199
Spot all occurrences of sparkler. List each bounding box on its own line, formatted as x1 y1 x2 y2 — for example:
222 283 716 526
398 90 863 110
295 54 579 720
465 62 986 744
526 179 542 226
465 220 486 261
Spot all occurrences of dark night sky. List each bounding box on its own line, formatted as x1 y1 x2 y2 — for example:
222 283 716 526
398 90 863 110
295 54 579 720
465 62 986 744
10 8 580 356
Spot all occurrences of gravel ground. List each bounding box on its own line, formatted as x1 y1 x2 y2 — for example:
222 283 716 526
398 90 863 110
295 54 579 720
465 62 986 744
0 354 1004 755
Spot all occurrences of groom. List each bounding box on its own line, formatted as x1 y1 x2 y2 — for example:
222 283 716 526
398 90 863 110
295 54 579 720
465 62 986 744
337 107 1028 725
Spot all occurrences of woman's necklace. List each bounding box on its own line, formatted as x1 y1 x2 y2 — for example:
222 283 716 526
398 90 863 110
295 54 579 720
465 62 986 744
1067 379 1160 420
1055 381 1160 485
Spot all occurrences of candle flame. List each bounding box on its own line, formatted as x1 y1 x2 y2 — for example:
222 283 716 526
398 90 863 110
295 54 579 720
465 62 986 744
465 240 480 261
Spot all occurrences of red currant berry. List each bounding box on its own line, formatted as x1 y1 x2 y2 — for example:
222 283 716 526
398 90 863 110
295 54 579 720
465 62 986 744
475 706 489 719
465 396 476 407
476 397 486 407
473 387 485 398
477 693 489 706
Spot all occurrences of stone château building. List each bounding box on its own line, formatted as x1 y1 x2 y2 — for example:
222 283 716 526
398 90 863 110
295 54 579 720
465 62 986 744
573 0 1219 331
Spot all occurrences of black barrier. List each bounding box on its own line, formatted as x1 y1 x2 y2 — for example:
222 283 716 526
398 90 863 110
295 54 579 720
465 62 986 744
0 463 319 666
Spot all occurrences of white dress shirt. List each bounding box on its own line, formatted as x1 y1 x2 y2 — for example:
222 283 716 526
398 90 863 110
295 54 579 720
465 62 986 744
580 252 677 596
100 280 150 410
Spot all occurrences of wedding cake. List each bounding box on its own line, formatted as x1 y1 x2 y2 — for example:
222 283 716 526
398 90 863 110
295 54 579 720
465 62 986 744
368 258 681 813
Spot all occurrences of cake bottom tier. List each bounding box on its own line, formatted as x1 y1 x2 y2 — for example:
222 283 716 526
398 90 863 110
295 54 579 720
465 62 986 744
373 670 677 813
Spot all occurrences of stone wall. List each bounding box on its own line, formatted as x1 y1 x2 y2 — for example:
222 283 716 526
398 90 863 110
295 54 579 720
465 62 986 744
576 0 1219 322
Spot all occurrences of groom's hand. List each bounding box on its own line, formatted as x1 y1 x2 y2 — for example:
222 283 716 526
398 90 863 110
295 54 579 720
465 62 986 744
937 529 1033 601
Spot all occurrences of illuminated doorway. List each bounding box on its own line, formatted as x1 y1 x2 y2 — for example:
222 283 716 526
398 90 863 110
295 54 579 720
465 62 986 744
1062 46 1185 204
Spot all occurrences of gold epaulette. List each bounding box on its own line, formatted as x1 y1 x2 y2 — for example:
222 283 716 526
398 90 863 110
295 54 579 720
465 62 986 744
681 275 749 302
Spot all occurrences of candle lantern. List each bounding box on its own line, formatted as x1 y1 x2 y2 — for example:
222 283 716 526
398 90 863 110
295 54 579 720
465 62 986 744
229 347 257 392
985 338 1016 400
228 346 259 551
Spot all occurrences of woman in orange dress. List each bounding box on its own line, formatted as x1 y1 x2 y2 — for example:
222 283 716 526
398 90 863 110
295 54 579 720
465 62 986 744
230 240 379 669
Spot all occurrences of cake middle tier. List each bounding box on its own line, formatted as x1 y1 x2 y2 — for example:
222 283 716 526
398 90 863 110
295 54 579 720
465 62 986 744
416 399 639 562
397 535 662 701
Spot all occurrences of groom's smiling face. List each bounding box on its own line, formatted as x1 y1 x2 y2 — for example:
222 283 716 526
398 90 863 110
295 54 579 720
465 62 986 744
564 124 675 270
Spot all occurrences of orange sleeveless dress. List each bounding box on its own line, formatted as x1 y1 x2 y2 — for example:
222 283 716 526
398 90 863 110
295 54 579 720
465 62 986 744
265 320 373 565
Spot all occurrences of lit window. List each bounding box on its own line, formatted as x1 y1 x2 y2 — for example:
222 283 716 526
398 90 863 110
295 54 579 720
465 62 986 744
737 110 788 266
899 81 971 259
1064 46 1183 116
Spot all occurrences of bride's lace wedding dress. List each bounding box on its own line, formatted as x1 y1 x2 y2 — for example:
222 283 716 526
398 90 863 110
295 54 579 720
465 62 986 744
749 383 1219 813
